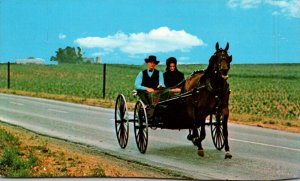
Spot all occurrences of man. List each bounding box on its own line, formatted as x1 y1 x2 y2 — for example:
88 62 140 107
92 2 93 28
135 55 165 105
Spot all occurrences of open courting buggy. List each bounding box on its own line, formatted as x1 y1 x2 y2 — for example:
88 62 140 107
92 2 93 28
114 42 233 159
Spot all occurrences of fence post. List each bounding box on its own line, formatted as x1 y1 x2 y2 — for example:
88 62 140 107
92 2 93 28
102 63 106 98
7 61 10 89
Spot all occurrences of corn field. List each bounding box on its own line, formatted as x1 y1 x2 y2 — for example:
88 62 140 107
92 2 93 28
0 63 299 120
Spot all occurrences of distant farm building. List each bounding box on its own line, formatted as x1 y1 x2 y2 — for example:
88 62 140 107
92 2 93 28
83 57 94 64
96 56 101 64
83 56 101 64
16 58 45 64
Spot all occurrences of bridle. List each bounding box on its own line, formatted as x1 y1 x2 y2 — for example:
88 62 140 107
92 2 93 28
200 48 231 96
191 42 232 113
212 49 232 81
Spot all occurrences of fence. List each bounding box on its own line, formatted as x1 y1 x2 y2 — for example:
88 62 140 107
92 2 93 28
0 62 110 99
0 62 11 89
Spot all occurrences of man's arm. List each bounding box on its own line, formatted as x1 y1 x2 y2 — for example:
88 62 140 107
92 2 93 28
134 71 147 90
159 71 166 88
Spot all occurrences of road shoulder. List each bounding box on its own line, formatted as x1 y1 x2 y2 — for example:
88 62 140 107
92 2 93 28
0 121 187 178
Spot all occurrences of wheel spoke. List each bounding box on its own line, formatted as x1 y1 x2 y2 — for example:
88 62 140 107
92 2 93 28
115 94 129 149
133 100 148 153
210 114 225 150
120 124 128 146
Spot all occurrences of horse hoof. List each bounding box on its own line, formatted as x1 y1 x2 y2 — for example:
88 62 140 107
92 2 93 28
191 137 199 146
198 149 204 157
187 134 198 142
225 152 232 159
187 134 193 141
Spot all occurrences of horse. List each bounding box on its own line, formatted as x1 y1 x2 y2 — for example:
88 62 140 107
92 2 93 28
182 42 232 159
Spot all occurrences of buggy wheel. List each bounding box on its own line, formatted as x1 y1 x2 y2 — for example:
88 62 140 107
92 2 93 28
210 114 225 150
133 100 148 154
114 94 129 149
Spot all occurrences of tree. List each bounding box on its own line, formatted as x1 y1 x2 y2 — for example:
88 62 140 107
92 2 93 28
51 46 84 64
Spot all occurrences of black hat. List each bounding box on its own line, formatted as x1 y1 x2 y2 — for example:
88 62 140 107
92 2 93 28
145 55 160 65
166 57 178 71
166 57 177 66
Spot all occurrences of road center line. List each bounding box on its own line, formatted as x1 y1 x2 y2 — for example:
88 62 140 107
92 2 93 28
48 109 68 114
10 101 24 106
230 138 300 152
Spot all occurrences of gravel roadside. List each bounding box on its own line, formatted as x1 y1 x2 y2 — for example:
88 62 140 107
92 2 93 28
0 121 188 179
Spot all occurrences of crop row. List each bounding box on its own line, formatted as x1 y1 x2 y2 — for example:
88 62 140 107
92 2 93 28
0 63 299 120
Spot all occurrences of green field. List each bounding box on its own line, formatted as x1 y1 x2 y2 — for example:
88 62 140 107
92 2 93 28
0 63 299 127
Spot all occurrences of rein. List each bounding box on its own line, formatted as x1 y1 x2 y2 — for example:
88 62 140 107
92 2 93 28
192 69 230 114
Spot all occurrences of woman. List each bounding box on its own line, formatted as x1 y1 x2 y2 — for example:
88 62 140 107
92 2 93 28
163 57 184 93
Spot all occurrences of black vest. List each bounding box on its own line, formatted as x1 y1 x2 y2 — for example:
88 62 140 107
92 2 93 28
142 69 159 89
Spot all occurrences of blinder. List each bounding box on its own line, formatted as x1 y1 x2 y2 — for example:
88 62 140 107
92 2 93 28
213 50 231 77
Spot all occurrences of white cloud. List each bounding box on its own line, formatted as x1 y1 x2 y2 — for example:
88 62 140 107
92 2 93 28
178 56 191 61
266 0 300 18
241 0 262 8
227 0 238 8
75 32 128 48
227 0 300 18
227 0 261 9
75 26 203 55
272 11 280 16
58 33 66 40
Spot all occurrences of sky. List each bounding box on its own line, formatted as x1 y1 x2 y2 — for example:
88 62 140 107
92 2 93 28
0 0 299 65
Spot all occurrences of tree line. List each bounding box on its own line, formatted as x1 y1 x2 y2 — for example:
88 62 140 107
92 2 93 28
50 46 85 64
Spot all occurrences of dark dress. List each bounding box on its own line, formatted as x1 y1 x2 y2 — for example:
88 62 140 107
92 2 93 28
163 71 184 88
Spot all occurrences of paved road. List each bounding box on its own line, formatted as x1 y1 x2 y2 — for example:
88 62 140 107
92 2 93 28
0 93 299 180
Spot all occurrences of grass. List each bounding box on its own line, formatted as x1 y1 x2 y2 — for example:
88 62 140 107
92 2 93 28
0 122 179 178
0 63 299 130
0 126 107 177
0 129 36 177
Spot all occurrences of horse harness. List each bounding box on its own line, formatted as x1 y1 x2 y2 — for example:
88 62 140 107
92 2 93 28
192 73 231 115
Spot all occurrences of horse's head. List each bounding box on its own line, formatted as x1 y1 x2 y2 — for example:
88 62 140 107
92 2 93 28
208 42 232 80
183 42 232 92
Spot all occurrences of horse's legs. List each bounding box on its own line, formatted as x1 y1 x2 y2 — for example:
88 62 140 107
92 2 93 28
193 121 206 157
223 116 229 152
187 127 199 141
222 108 232 159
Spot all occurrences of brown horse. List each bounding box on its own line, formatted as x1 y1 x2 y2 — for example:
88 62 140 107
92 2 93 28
182 42 232 159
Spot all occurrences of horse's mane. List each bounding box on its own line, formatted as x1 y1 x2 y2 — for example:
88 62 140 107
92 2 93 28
190 68 209 82
191 69 205 76
189 55 215 78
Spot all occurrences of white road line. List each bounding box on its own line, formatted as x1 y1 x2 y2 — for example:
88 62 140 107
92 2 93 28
10 101 24 106
47 109 68 114
230 138 300 152
110 118 300 152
